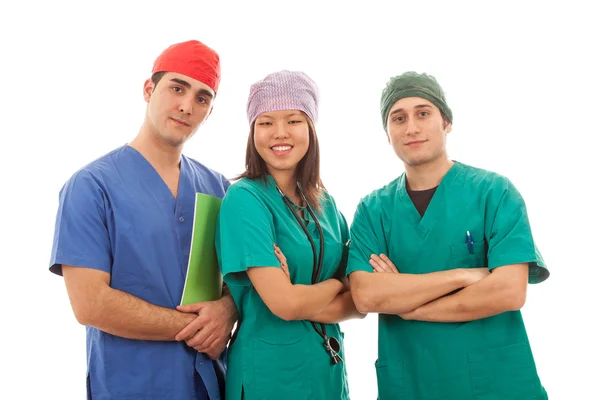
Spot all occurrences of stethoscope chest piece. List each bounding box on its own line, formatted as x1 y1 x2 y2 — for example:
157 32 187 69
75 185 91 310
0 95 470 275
325 337 343 365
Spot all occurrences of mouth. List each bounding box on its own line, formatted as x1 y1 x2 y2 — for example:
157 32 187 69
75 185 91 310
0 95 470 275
270 144 293 156
405 140 427 147
170 117 191 127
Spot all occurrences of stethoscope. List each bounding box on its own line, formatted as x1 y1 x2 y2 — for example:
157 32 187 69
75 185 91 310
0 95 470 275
276 182 343 365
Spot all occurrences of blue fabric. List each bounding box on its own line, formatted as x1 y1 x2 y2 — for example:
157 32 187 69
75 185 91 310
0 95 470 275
50 145 230 400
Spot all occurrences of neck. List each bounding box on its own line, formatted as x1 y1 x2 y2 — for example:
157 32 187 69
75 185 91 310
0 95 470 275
270 169 299 202
404 156 454 191
129 122 182 170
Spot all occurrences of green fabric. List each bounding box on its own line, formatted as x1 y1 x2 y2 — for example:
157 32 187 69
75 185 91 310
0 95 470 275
347 162 549 400
380 71 453 129
217 176 350 400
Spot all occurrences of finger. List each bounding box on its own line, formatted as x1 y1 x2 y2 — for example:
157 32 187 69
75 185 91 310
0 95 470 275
371 254 394 273
207 348 222 360
379 254 399 273
274 251 286 264
196 334 219 353
186 325 213 348
192 334 218 353
175 314 208 341
370 255 390 271
369 258 385 272
206 338 228 360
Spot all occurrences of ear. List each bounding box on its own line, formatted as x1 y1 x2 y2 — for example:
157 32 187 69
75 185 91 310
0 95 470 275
444 122 453 134
143 78 155 102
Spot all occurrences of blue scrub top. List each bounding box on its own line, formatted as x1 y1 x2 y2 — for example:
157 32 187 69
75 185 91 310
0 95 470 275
50 145 230 400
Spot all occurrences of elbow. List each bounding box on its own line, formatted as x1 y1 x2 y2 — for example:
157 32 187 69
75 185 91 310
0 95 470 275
349 272 378 314
71 303 96 326
506 289 527 311
269 297 302 321
351 286 375 314
68 288 108 327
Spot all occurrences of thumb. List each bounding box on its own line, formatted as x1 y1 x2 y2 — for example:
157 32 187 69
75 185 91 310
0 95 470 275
177 303 205 313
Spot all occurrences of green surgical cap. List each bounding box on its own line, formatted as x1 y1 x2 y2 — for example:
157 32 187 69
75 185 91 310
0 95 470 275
380 71 453 129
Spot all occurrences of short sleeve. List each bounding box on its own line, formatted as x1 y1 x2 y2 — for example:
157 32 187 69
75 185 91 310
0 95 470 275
334 209 351 280
221 175 232 192
216 186 280 286
485 178 549 284
346 199 387 276
49 171 112 276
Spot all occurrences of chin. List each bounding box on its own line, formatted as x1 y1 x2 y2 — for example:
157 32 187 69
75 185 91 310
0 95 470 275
266 162 297 173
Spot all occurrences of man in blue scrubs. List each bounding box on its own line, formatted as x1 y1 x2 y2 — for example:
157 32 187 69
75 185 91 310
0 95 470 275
49 40 237 400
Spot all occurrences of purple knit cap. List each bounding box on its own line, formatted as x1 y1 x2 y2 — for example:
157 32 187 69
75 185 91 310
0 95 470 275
246 70 319 125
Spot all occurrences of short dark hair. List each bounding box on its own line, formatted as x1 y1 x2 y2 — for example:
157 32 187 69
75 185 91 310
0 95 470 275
151 71 166 86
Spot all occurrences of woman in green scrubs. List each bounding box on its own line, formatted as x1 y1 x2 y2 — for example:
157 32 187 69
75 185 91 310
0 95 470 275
347 72 550 400
216 71 363 400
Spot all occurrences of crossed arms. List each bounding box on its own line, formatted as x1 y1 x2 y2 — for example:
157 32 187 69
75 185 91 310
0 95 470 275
350 254 528 322
245 245 365 324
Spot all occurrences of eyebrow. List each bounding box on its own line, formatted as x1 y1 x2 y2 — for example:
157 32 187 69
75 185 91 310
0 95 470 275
257 112 303 120
170 78 214 99
389 104 433 116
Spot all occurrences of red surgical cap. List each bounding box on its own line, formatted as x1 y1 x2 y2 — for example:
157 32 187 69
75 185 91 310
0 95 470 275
152 40 221 94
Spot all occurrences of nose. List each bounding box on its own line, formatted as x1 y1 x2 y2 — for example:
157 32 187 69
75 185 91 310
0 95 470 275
274 121 290 139
178 95 194 115
405 117 420 136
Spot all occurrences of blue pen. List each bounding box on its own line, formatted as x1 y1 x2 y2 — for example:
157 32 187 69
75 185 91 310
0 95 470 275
466 231 474 254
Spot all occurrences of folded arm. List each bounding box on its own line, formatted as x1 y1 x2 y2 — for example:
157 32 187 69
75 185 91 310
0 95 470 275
308 278 365 324
247 266 344 321
401 263 529 322
349 267 479 315
63 265 197 341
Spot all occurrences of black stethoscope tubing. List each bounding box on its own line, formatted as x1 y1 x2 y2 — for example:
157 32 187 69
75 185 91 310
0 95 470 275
277 182 343 364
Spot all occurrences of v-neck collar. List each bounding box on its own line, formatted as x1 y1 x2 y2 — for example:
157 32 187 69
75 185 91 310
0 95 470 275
125 145 185 209
396 161 465 239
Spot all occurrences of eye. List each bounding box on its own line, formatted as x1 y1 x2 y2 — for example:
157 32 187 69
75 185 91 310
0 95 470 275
393 116 405 122
257 121 272 126
419 111 429 117
172 86 183 93
197 96 208 104
288 120 302 124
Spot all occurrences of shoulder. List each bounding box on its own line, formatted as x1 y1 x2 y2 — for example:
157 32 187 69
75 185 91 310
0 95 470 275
183 155 230 186
459 162 511 187
358 176 402 210
223 178 271 205
457 162 523 203
60 147 128 194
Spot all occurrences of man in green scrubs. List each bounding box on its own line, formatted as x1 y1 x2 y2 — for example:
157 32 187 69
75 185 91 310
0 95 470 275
347 71 550 400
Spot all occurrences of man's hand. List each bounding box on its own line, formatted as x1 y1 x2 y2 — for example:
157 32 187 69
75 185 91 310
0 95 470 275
175 296 238 360
370 254 399 273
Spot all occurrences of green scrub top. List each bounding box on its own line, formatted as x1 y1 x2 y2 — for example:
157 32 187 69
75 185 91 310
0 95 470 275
217 176 350 400
347 162 550 400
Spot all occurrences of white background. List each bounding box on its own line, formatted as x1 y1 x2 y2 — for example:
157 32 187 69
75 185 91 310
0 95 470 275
1 1 598 398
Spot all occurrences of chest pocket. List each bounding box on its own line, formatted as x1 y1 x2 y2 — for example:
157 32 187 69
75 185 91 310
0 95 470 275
450 241 488 269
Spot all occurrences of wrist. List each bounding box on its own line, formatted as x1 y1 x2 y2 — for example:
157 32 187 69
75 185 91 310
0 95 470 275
219 295 238 322
331 278 345 292
456 268 471 287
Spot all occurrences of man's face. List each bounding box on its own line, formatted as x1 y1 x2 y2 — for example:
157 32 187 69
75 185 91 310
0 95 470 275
386 97 452 167
143 72 215 148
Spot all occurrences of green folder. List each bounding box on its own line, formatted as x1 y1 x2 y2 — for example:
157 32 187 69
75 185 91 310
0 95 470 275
180 193 223 305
